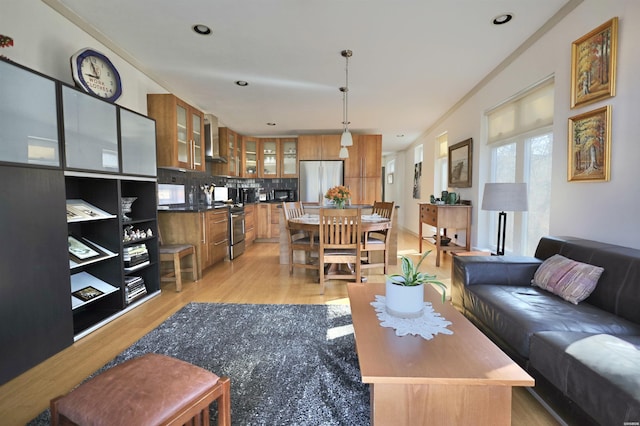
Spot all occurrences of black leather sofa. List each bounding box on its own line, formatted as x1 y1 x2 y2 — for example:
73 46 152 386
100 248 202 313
451 236 640 425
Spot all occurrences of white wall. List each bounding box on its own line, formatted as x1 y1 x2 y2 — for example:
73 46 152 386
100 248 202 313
4 0 639 250
2 0 168 114
401 0 640 252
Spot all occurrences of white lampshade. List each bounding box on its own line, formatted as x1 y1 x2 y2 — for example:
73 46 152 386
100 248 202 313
339 146 349 158
340 130 353 147
482 183 528 212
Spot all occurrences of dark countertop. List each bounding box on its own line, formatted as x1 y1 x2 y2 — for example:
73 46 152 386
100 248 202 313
158 204 230 213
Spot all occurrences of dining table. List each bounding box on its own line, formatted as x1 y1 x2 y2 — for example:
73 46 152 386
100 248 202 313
283 212 393 274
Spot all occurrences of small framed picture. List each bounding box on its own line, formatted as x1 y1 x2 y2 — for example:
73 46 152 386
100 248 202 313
68 235 102 260
72 286 104 302
570 17 618 109
448 138 473 188
568 105 611 182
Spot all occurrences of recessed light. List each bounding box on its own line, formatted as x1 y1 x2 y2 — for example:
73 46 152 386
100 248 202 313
492 13 513 25
235 80 249 87
192 24 212 35
266 122 276 126
396 134 405 138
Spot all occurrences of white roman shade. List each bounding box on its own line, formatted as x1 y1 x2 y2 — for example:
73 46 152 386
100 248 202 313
487 79 554 144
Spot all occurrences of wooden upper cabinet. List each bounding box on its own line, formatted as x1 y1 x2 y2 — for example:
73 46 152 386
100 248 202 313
280 138 298 177
260 138 278 178
298 135 342 160
242 136 258 178
212 127 242 176
147 94 205 171
345 135 382 178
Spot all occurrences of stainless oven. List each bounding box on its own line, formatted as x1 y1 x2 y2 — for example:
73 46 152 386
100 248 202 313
229 205 245 259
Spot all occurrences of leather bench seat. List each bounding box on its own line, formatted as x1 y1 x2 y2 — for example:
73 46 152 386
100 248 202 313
464 284 640 359
51 353 230 425
530 332 640 425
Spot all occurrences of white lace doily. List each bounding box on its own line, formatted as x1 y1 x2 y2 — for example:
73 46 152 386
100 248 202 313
370 295 454 340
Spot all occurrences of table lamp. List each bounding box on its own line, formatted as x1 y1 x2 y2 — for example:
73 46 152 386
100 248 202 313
481 183 528 255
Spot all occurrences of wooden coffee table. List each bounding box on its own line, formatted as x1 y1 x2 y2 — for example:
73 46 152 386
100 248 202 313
347 283 534 425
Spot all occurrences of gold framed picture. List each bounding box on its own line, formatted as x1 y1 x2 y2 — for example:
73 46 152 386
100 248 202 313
568 105 611 182
570 17 618 109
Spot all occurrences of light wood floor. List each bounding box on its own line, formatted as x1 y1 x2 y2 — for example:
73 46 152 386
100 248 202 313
0 229 560 425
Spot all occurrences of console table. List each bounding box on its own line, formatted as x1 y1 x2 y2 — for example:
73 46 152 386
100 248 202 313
418 203 471 266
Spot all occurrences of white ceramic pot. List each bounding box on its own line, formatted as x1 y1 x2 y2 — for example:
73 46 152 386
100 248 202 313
385 279 425 318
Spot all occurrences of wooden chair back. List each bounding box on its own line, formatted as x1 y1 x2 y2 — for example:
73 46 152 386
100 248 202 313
318 208 362 292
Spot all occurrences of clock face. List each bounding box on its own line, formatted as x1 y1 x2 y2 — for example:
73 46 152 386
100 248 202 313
71 48 122 102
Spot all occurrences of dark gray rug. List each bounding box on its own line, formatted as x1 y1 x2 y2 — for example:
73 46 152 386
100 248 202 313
29 302 369 425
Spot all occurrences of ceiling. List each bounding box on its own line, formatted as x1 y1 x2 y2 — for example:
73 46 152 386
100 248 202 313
44 0 576 154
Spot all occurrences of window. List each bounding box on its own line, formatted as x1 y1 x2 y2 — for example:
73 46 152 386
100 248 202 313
486 78 554 255
436 133 448 192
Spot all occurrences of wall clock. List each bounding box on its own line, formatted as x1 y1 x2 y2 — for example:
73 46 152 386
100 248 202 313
70 48 122 102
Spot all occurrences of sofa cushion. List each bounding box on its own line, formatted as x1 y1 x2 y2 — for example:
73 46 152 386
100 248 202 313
530 332 640 426
532 254 604 304
463 285 640 358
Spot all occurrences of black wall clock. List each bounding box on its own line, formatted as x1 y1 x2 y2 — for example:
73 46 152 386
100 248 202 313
70 48 122 102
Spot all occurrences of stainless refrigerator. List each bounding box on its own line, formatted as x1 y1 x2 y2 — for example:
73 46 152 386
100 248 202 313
299 160 344 203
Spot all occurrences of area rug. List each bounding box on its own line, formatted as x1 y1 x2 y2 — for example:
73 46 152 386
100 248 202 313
29 302 369 425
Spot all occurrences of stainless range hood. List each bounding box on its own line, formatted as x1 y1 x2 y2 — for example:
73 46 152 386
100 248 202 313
204 114 227 162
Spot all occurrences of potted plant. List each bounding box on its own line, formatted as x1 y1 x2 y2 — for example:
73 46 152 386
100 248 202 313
385 250 447 318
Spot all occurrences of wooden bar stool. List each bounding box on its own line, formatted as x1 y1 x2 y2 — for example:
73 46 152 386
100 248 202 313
159 230 197 292
50 353 231 426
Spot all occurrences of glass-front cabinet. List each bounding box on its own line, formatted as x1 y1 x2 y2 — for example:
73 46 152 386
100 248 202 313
147 94 205 171
281 138 298 177
120 109 157 177
0 60 60 167
260 139 278 178
243 136 258 178
63 86 119 172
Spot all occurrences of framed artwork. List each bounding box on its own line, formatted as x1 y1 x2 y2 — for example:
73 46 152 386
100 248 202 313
68 235 103 261
570 17 618 109
448 138 472 188
66 199 113 222
568 105 611 182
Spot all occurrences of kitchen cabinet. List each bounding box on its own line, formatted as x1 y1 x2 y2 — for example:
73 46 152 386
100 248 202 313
344 135 382 204
256 203 280 240
242 136 258 178
260 138 279 178
147 93 205 171
241 137 298 178
207 209 229 266
298 135 342 160
244 204 256 245
280 138 298 177
213 127 242 176
158 208 228 278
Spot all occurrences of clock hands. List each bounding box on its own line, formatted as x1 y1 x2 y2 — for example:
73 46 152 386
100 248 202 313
85 58 101 79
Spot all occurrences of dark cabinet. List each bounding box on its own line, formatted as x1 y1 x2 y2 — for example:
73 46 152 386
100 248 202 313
0 59 160 385
0 166 73 385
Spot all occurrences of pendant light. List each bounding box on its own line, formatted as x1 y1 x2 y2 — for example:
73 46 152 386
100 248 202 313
340 49 353 148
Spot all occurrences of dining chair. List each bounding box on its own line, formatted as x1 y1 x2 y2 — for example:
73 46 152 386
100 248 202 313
282 201 319 276
318 207 362 294
361 201 395 274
